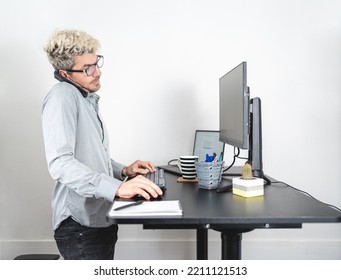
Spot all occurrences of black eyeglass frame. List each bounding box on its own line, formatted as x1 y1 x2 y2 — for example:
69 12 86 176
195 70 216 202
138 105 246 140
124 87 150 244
66 55 104 76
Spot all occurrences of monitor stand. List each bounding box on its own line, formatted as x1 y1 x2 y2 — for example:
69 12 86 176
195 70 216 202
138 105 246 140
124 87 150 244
249 97 271 185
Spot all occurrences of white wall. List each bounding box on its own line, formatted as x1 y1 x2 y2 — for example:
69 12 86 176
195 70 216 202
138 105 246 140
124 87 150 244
0 0 340 260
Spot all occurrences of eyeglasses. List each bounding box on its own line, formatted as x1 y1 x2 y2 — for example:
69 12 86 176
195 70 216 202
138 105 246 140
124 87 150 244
66 55 104 76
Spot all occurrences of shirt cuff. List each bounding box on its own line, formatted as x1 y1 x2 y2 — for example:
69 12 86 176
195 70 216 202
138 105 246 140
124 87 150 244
111 160 126 180
93 174 121 202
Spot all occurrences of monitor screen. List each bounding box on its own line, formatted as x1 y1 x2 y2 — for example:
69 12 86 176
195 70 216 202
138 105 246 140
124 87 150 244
219 61 250 149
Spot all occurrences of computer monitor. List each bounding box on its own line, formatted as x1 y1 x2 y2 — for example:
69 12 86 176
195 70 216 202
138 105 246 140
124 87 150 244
219 62 249 149
219 62 269 183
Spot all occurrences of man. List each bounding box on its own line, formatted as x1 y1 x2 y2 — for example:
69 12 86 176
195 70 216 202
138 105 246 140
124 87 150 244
42 29 163 260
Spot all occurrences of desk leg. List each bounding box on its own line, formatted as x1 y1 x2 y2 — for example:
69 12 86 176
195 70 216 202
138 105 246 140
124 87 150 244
221 232 242 260
196 229 208 260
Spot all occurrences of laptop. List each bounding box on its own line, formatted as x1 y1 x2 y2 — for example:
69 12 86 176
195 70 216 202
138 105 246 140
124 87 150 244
158 130 225 176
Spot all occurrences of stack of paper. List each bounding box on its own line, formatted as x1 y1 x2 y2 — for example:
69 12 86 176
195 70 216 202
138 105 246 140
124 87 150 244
108 200 183 218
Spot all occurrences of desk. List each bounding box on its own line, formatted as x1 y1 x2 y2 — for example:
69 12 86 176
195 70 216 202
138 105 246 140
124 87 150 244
107 172 341 260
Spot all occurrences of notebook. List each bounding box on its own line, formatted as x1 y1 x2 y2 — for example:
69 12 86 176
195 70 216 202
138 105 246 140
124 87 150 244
108 200 183 218
158 130 225 176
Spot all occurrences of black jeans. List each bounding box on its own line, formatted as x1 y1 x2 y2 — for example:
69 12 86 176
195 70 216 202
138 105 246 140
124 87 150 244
54 217 118 260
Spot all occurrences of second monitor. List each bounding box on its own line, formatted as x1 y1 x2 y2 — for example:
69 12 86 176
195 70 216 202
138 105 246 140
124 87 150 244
219 61 270 183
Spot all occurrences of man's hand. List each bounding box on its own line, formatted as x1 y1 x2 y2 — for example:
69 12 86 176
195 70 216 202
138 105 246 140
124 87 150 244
117 160 162 200
116 175 163 200
123 160 155 177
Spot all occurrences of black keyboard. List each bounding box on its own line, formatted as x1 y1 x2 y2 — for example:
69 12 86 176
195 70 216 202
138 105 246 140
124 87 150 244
145 168 166 189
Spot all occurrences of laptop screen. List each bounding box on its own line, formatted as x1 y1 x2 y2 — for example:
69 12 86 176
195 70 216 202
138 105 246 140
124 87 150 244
193 130 225 162
158 130 226 176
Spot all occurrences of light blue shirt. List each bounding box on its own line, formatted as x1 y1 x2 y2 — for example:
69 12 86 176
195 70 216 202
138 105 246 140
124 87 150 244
42 82 125 230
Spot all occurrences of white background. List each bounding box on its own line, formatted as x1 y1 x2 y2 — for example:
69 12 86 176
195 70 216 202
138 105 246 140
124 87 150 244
0 0 340 259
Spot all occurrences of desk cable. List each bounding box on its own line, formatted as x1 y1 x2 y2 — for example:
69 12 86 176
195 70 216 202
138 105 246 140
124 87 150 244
223 147 246 173
270 180 341 213
167 159 178 166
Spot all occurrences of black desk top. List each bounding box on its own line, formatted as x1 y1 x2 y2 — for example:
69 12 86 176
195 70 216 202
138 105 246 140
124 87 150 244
107 172 341 230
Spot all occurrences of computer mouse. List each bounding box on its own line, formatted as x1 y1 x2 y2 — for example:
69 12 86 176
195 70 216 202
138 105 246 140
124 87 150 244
133 194 163 201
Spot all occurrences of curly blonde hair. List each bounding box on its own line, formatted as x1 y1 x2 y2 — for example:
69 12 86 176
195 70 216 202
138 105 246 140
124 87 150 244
44 29 100 71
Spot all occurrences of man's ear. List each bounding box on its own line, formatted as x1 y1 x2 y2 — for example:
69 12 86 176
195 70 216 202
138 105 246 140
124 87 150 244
59 70 69 79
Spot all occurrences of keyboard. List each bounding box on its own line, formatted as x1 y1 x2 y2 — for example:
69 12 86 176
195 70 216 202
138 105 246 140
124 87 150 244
145 168 166 189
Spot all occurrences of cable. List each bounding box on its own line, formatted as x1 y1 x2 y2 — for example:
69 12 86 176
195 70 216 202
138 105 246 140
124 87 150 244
222 147 240 173
270 180 341 213
167 159 178 166
237 155 248 160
